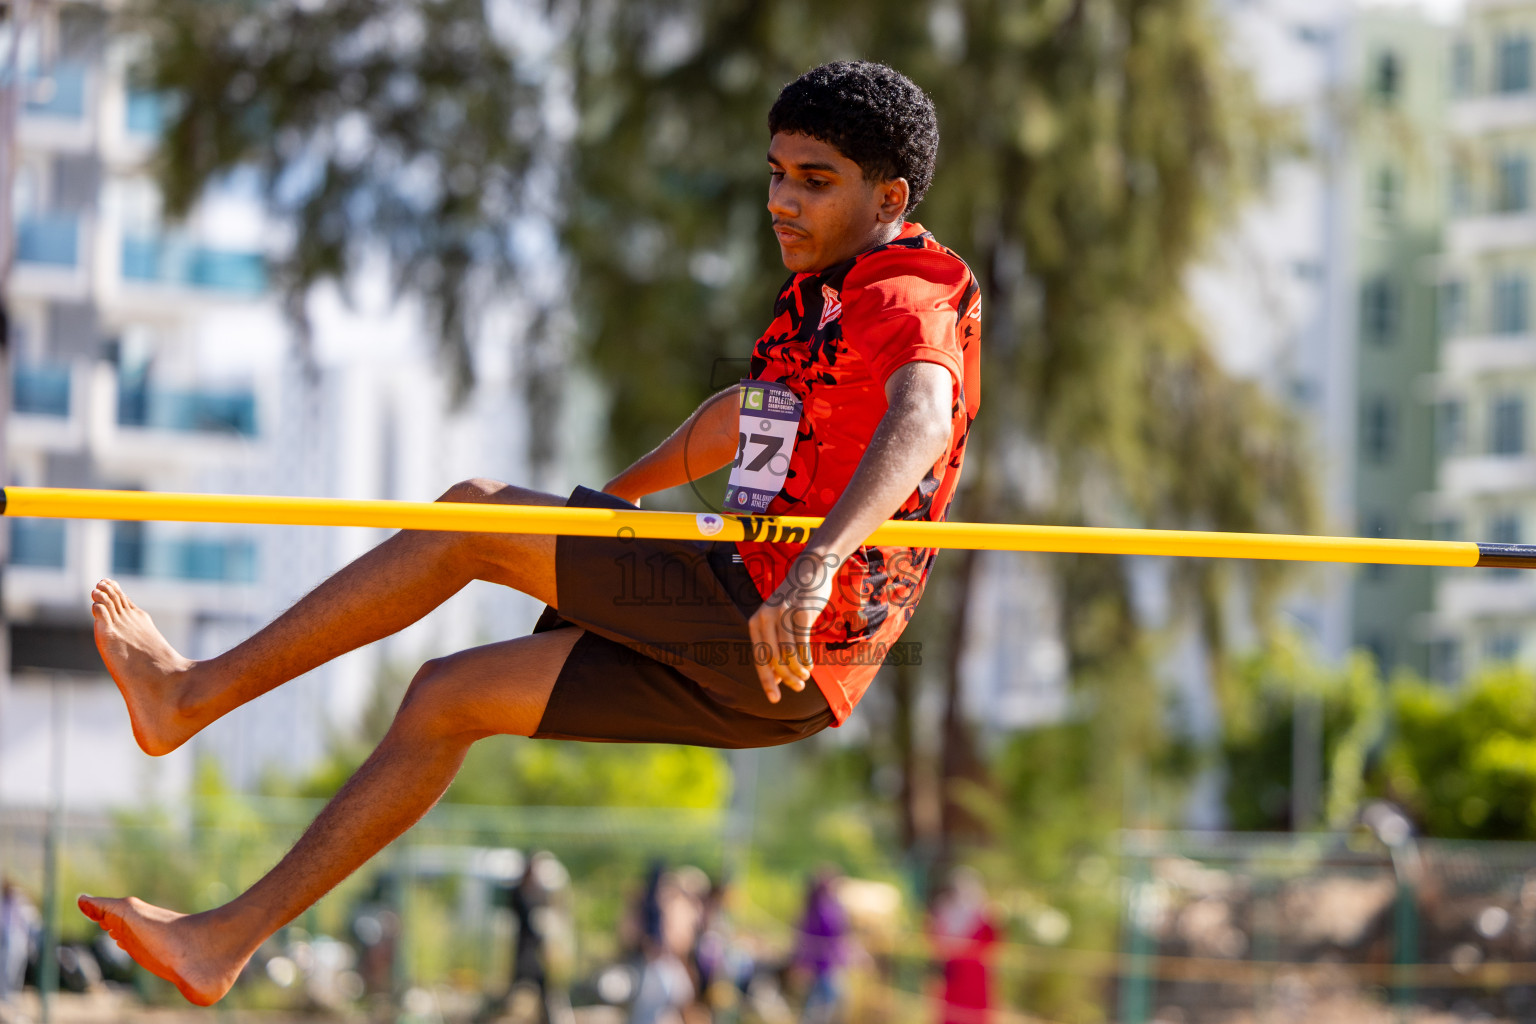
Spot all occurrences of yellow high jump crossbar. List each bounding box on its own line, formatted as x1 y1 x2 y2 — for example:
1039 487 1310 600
0 486 1531 569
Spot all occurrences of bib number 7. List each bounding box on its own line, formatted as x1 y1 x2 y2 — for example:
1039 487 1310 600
724 380 802 514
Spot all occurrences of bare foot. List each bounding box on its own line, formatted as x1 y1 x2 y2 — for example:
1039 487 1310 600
91 579 199 756
78 895 252 1006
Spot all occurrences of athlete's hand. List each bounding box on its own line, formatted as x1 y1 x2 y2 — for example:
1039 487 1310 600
748 552 837 705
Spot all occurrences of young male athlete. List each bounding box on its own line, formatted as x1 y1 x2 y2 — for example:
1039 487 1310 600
77 60 981 1005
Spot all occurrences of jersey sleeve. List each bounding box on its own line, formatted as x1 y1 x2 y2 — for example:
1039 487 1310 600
839 247 970 394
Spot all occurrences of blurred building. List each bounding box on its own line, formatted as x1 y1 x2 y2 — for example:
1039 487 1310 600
1198 1 1448 681
4 0 270 811
1195 0 1358 664
963 0 1455 742
1426 0 1536 683
2 1 548 813
1347 9 1448 678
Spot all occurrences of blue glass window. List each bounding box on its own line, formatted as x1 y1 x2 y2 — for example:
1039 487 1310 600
15 216 79 267
1429 639 1462 685
23 62 86 119
1498 34 1532 93
1493 273 1530 335
1362 278 1398 344
1436 399 1465 456
9 520 66 569
1362 397 1397 464
121 238 266 295
1440 279 1466 336
1491 395 1526 455
12 364 70 416
1485 632 1521 664
1498 153 1530 212
1374 50 1401 104
111 524 258 583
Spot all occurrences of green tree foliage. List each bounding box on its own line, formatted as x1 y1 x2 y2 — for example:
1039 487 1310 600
445 740 729 808
1220 637 1385 831
1383 668 1536 840
286 662 731 809
130 0 548 401
1219 646 1536 841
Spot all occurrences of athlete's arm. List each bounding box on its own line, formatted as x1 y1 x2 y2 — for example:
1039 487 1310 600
747 360 954 701
602 386 741 505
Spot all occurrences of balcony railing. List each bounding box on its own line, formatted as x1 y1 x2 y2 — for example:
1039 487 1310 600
1449 91 1536 135
111 525 257 583
1448 211 1536 256
1439 453 1536 495
118 383 258 437
12 364 71 417
9 519 67 569
121 237 266 296
16 215 80 267
23 62 87 120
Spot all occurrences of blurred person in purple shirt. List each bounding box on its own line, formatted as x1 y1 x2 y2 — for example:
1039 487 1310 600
794 868 849 1024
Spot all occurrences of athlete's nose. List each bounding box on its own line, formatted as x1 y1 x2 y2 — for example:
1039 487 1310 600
767 180 797 220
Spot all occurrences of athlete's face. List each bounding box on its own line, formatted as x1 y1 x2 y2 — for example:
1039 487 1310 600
767 132 910 273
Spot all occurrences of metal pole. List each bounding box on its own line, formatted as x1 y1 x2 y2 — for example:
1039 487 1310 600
1116 846 1154 1024
38 674 67 1024
1291 692 1322 830
1389 841 1420 1023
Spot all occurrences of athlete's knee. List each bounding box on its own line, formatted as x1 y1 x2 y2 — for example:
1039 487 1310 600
395 656 475 740
437 477 508 504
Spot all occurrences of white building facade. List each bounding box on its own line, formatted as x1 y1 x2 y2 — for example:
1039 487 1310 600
2 0 551 814
1429 0 1536 681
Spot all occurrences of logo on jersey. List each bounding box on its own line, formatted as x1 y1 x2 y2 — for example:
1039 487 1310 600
818 285 842 330
965 295 981 321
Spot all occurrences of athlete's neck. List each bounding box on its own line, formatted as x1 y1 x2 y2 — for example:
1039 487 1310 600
807 220 907 274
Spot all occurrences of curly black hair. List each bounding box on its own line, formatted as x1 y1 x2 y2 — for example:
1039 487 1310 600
767 61 939 215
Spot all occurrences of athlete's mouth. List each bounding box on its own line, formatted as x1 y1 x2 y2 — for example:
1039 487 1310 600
772 222 807 244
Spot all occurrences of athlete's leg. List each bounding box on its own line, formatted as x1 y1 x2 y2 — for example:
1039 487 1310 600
78 627 580 1006
93 479 568 755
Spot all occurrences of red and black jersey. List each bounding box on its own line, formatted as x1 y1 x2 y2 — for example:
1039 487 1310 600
734 221 981 722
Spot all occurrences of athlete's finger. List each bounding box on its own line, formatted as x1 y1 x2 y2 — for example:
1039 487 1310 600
774 606 817 684
763 609 807 692
788 609 815 685
755 610 799 698
747 607 781 702
776 654 806 691
768 636 804 691
781 639 810 688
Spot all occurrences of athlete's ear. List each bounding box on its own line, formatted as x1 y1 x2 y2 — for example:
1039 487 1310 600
877 177 910 224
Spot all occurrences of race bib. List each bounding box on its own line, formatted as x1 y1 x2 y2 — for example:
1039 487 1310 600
724 380 801 514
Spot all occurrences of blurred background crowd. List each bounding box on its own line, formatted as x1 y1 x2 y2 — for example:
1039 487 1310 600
6 0 1536 1020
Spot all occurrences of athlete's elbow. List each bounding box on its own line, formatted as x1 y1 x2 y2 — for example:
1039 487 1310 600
915 407 951 463
924 425 951 467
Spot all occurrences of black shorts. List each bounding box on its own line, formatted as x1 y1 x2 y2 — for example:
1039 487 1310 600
529 486 833 748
